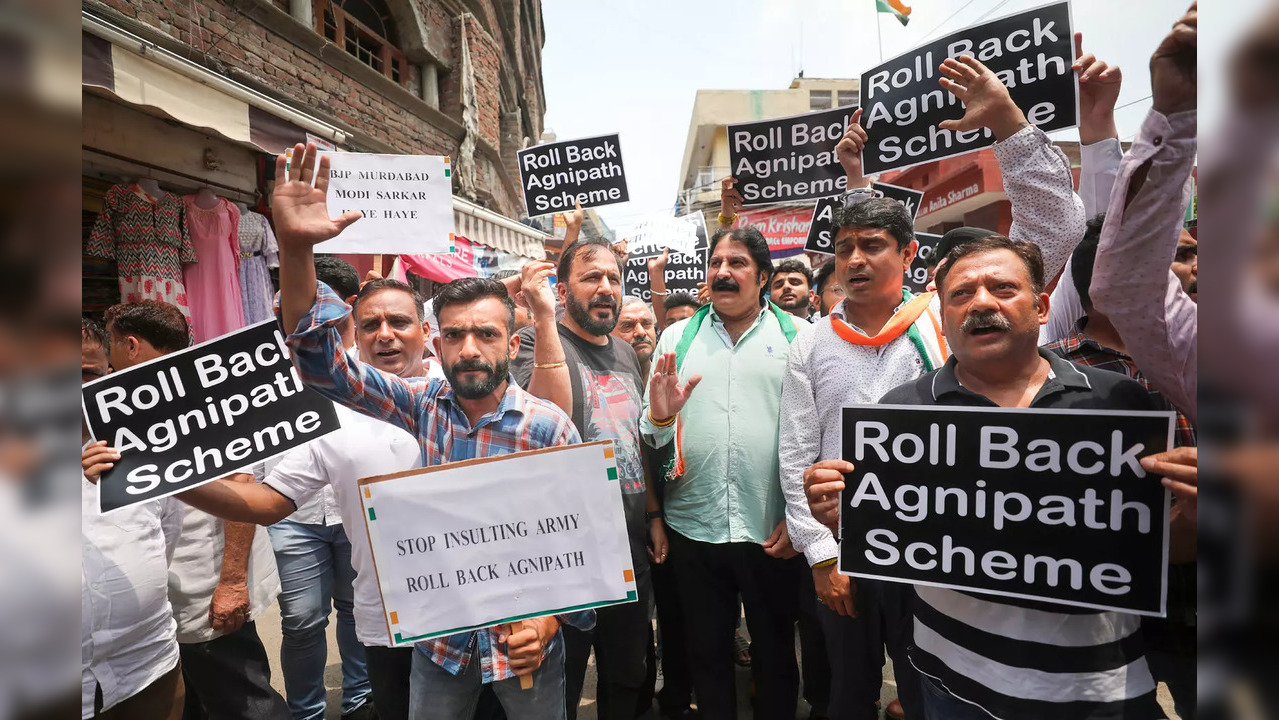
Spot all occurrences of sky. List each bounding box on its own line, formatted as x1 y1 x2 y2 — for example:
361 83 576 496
540 0 1193 230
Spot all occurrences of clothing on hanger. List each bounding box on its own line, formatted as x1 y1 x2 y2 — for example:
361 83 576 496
182 194 246 342
236 209 279 324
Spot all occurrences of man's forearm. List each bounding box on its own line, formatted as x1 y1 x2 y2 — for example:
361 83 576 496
178 478 295 526
218 473 259 584
279 246 318 336
526 314 572 415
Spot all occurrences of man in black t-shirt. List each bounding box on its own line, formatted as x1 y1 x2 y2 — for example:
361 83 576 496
511 237 667 720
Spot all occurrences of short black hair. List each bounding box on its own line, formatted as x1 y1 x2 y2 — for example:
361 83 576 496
430 277 517 336
1071 214 1106 311
558 237 622 282
82 318 109 351
354 278 425 321
709 226 773 278
663 292 700 312
832 198 914 250
773 259 813 288
103 301 190 353
931 226 994 268
315 256 361 299
934 234 1046 297
813 258 837 296
491 269 520 281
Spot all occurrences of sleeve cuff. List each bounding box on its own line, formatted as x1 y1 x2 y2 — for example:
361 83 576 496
1080 137 1123 166
991 123 1045 158
803 536 840 567
290 281 353 338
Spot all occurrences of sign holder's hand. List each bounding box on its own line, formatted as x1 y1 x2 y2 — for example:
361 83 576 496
804 459 854 532
938 55 1029 141
720 177 744 224
1150 3 1197 115
835 108 870 190
82 440 119 484
1142 445 1198 513
500 616 560 688
1073 32 1122 144
648 352 701 424
519 260 558 322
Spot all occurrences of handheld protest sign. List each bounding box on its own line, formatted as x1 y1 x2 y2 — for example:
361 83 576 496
318 152 455 254
859 1 1077 175
804 183 926 255
839 405 1175 616
82 320 341 513
625 213 709 303
905 232 943 293
518 134 629 217
727 105 857 207
359 441 637 647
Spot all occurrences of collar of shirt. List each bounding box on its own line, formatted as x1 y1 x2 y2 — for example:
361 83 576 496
436 374 529 434
929 348 1092 405
1061 320 1133 361
707 303 769 346
829 292 911 334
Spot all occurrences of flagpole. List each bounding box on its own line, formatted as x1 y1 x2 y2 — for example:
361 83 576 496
875 11 883 63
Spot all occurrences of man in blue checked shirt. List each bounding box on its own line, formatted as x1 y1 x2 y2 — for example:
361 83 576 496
271 142 592 720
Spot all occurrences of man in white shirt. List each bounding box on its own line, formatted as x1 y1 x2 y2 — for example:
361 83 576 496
81 317 185 720
81 302 289 720
779 56 1085 719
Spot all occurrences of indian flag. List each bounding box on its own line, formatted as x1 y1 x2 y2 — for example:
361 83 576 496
876 0 911 26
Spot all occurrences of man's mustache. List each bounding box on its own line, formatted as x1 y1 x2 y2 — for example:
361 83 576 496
960 311 1013 334
588 295 617 311
711 277 740 292
449 359 495 374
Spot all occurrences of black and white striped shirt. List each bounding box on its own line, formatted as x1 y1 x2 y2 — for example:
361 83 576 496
879 351 1167 719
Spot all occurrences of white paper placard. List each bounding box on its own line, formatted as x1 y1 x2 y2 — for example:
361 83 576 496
317 152 454 254
360 441 636 646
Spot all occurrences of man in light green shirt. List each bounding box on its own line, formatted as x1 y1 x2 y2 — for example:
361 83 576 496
640 225 805 720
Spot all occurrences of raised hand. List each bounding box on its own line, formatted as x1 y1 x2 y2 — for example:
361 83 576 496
938 55 1028 141
1073 32 1122 144
566 198 584 233
648 248 670 275
720 177 743 223
648 352 701 423
834 108 870 189
1151 3 1197 115
520 260 558 321
272 142 362 251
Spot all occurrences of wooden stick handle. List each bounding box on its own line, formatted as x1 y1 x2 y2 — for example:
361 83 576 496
508 621 534 690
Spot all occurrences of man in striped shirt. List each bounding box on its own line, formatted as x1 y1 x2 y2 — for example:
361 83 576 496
271 143 593 719
808 234 1196 718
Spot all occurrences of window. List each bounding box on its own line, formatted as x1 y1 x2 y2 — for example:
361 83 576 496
695 167 715 190
316 0 408 86
837 90 859 108
809 90 832 111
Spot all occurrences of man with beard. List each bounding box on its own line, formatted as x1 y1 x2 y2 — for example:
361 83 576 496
613 297 657 377
779 54 1086 720
770 259 816 320
641 225 806 720
512 236 666 720
165 143 589 720
806 234 1193 719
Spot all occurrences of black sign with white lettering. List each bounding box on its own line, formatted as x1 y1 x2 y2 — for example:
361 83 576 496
625 222 709 303
518 133 629 217
905 232 942 293
840 405 1174 615
83 320 341 513
859 2 1077 175
727 105 856 207
804 184 927 255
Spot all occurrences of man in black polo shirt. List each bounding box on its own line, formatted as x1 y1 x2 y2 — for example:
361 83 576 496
806 235 1195 719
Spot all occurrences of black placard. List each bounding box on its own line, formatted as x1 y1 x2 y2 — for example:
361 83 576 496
517 133 629 217
625 223 709 303
804 183 927 255
727 105 856 207
839 405 1173 615
83 320 341 513
859 1 1077 175
906 232 942 293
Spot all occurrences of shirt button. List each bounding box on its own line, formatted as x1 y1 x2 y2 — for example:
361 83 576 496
1153 136 1163 146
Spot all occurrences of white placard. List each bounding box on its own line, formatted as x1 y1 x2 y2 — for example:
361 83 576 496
318 152 454 254
625 212 705 261
360 441 636 646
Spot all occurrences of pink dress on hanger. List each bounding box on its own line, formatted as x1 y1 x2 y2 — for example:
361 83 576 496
181 196 246 343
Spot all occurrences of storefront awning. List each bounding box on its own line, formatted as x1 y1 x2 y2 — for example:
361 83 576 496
82 12 348 155
453 196 547 260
